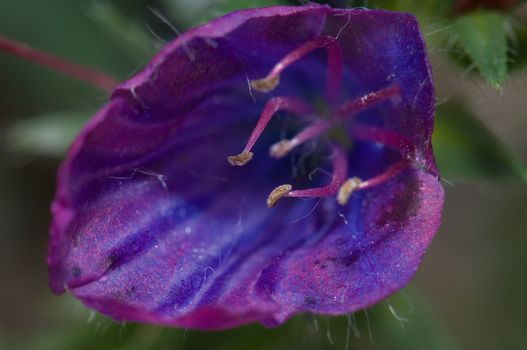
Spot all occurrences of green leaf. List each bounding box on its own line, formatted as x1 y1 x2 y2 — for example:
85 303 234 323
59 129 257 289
433 102 527 182
4 111 89 157
509 21 527 70
452 11 508 89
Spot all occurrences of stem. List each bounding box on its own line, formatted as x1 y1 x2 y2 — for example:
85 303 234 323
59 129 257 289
0 35 118 92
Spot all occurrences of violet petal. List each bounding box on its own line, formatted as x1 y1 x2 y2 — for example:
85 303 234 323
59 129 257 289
48 5 443 330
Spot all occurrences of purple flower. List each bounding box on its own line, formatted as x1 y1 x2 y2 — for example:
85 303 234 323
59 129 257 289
48 4 443 330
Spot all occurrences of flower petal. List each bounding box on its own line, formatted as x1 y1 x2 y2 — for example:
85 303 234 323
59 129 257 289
254 168 443 325
324 10 436 172
49 5 443 330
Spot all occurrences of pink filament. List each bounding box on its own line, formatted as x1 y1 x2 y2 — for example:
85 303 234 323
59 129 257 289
349 123 416 157
0 35 118 92
242 96 312 153
270 85 403 156
335 85 401 121
355 160 409 192
291 120 331 146
260 36 343 102
288 144 348 198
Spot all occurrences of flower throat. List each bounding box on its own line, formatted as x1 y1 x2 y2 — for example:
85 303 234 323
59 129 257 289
227 36 415 208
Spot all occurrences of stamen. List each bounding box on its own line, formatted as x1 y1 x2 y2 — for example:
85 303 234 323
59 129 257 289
337 177 362 205
335 85 401 121
227 152 253 166
268 144 348 207
268 86 404 159
227 96 312 166
267 184 293 208
251 36 343 100
0 35 118 92
270 121 330 159
337 160 409 205
269 140 294 159
349 123 415 157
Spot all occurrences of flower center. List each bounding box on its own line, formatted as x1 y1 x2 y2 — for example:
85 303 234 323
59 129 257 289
228 36 413 208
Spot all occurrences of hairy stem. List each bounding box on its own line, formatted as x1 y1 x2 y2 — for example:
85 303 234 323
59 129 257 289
0 35 118 92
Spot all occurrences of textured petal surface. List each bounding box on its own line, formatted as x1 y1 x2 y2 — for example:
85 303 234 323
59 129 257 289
48 5 443 329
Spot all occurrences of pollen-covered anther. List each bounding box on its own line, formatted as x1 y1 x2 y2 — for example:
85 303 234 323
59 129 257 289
250 75 280 93
269 139 295 158
267 184 293 208
227 151 254 166
337 177 362 205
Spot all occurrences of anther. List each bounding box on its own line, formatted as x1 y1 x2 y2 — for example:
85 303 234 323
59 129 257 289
337 177 362 205
269 139 295 158
267 184 292 208
251 76 280 93
227 151 254 166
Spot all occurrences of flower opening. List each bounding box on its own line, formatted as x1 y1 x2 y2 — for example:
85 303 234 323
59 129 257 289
48 5 444 331
229 38 412 207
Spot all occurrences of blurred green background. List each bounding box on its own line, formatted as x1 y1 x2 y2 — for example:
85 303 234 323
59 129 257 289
0 0 526 349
